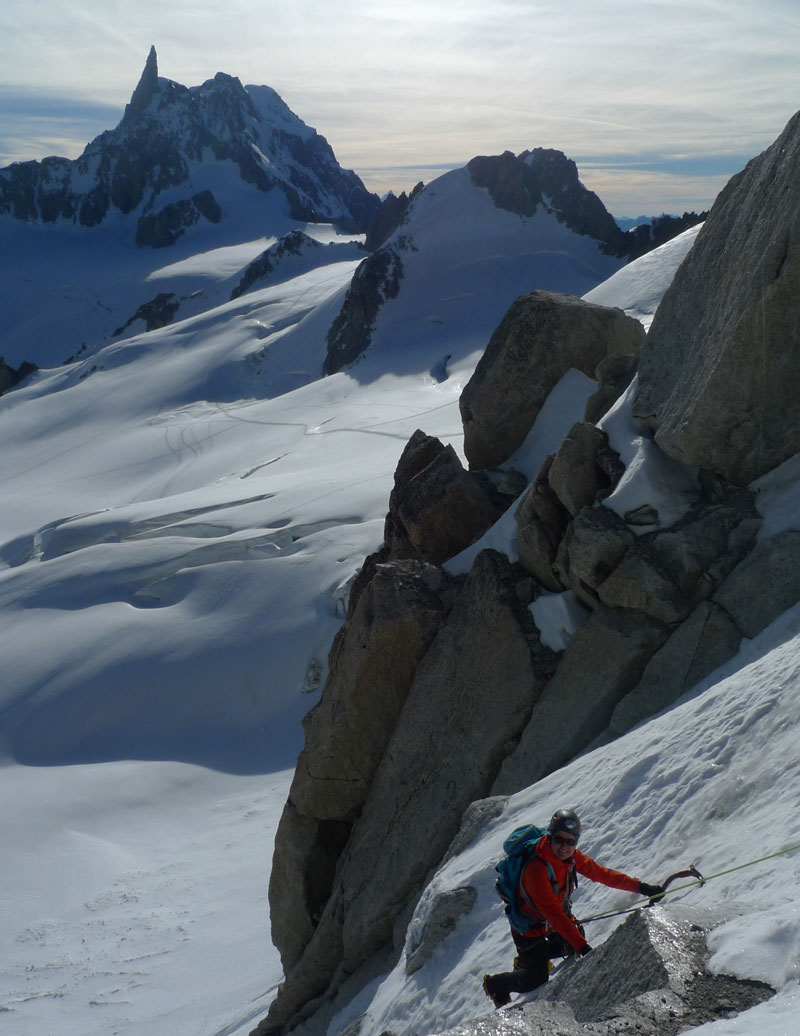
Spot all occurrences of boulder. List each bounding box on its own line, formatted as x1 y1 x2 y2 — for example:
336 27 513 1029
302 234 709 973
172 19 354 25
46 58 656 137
493 605 669 794
514 455 572 591
713 529 800 638
634 109 800 484
583 353 638 424
547 422 618 516
595 547 691 626
269 559 448 970
515 455 571 541
528 911 772 1035
517 519 564 592
459 291 646 470
554 505 635 606
404 886 477 974
385 432 502 564
609 601 743 736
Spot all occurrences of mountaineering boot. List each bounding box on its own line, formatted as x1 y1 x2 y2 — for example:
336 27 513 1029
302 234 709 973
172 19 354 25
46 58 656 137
483 973 511 1008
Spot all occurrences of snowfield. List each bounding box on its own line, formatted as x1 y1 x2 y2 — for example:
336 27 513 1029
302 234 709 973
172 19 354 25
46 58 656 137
1 193 798 1036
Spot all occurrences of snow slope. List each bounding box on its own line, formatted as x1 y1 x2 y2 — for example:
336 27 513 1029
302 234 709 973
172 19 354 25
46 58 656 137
2 193 798 1036
330 595 800 1036
341 166 626 381
0 197 364 371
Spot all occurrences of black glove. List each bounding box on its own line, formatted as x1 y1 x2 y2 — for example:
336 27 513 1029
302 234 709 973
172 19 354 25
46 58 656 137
577 943 593 956
639 881 665 900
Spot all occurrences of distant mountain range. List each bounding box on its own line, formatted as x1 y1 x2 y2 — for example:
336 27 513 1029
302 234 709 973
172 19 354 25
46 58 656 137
0 46 380 243
0 49 704 381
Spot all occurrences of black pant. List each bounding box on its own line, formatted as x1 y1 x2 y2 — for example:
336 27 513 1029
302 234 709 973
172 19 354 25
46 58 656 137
486 930 573 997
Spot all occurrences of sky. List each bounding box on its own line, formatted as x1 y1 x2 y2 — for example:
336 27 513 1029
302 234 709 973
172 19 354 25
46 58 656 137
1 1 799 215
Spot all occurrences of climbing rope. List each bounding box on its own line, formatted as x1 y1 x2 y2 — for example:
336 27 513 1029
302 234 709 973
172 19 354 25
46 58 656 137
578 840 800 925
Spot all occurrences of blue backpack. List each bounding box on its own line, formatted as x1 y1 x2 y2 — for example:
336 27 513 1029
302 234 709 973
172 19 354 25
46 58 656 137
495 824 576 934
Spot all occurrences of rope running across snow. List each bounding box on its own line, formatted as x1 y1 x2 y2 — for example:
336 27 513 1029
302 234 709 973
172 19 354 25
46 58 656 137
578 840 800 925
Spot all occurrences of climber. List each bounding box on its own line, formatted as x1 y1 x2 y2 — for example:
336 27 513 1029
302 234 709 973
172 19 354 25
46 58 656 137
483 808 664 1008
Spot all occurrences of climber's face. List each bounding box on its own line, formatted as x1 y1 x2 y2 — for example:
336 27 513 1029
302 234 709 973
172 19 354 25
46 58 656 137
550 833 578 860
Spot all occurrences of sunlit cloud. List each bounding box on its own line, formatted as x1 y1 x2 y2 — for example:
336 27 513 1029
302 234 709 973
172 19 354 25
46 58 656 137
1 0 798 212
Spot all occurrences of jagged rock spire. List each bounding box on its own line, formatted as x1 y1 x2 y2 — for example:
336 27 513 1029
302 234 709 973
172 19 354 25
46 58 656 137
125 46 159 120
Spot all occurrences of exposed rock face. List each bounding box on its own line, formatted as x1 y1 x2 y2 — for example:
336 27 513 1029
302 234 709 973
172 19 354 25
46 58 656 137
382 431 505 564
595 547 692 625
257 135 800 1032
492 605 669 794
478 910 774 1036
364 182 424 251
467 149 626 256
112 293 181 336
583 353 638 424
126 44 160 117
460 291 645 470
634 108 800 484
651 495 763 602
610 601 743 736
323 246 404 374
0 48 380 240
337 552 555 961
263 550 559 1035
712 529 800 638
269 559 449 970
231 230 321 299
135 190 222 247
547 422 621 516
625 210 708 262
0 356 37 396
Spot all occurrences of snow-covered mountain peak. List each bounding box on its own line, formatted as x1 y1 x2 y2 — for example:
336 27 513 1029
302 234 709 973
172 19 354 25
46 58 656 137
246 84 316 143
0 48 379 241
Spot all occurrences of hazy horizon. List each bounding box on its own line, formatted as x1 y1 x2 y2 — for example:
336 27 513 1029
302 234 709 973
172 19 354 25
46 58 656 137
1 1 798 214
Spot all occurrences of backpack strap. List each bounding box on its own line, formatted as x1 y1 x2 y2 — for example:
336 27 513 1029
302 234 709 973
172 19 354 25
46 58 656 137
517 849 578 931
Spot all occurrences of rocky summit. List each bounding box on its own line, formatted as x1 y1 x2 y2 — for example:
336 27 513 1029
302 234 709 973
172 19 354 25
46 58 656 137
0 46 380 245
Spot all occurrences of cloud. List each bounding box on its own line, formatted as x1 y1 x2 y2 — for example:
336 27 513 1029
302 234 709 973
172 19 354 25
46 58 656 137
1 0 798 211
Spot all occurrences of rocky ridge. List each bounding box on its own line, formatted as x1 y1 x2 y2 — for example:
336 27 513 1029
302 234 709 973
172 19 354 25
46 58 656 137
467 149 626 255
256 108 800 1036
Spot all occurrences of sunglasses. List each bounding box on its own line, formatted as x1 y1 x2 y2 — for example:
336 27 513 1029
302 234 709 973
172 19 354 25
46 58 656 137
552 834 578 847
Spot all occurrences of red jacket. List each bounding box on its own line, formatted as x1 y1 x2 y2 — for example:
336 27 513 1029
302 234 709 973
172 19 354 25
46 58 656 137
519 835 640 951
